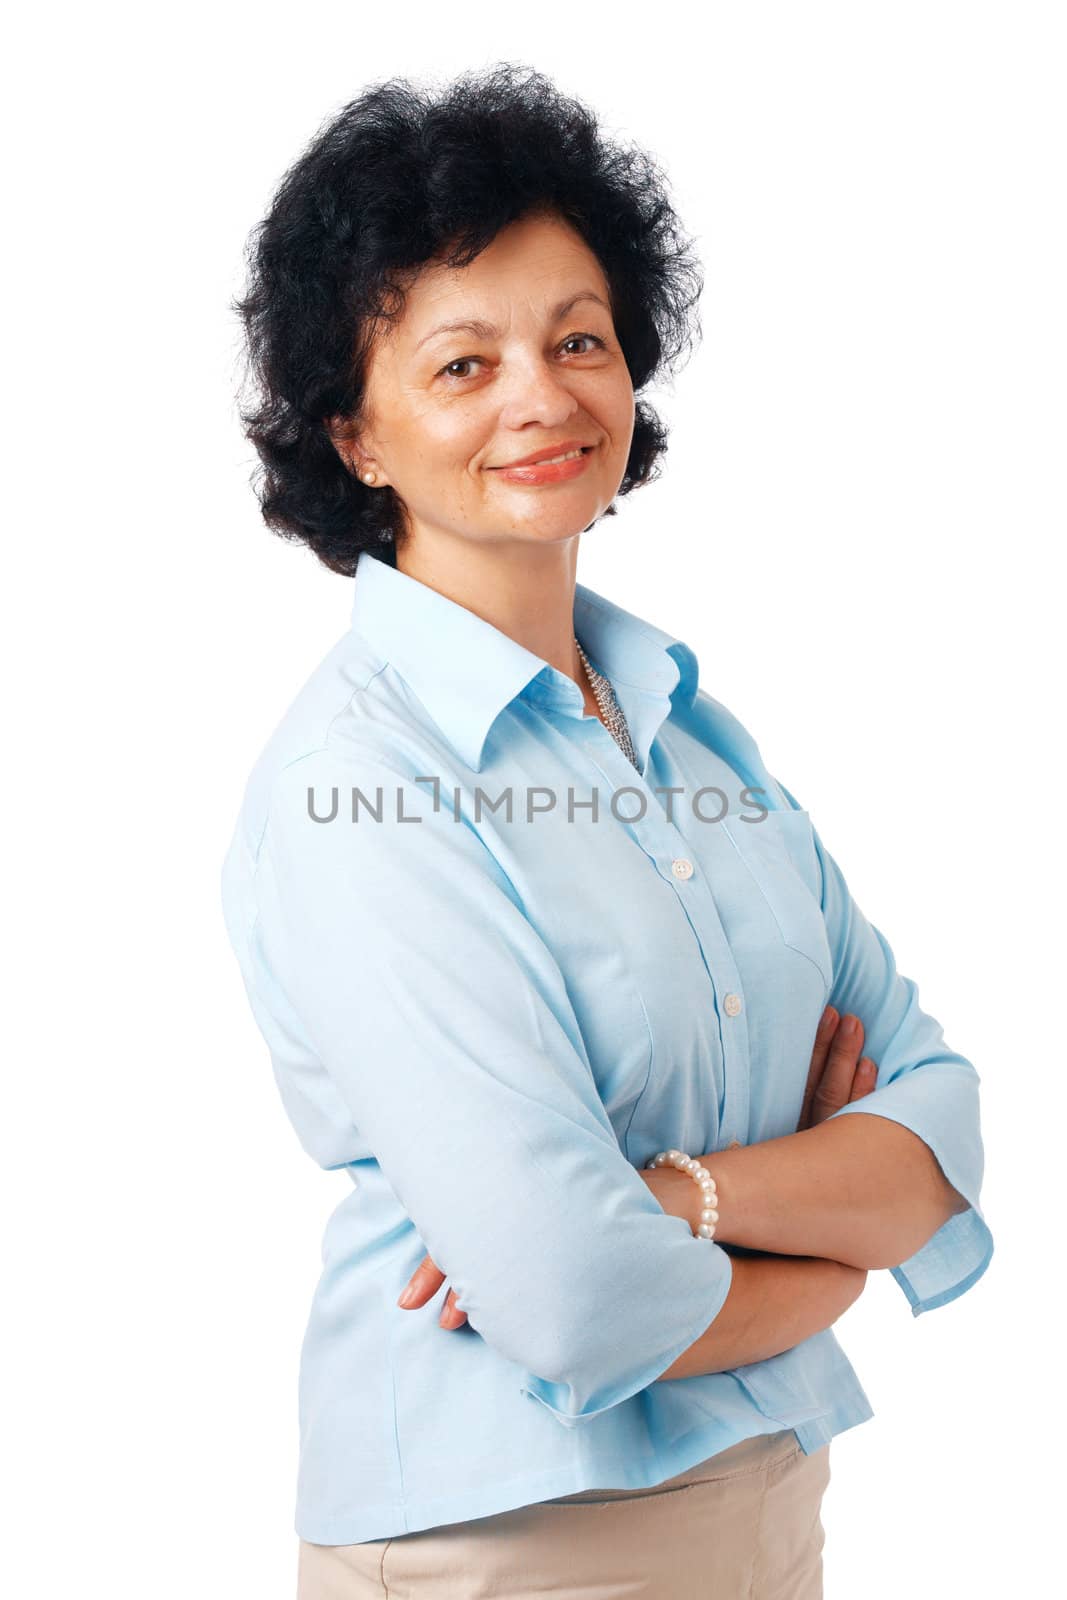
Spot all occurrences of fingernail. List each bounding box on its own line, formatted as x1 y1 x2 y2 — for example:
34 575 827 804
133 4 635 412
842 1016 859 1038
397 1286 417 1308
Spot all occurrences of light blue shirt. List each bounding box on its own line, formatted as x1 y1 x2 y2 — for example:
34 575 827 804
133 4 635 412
220 549 993 1544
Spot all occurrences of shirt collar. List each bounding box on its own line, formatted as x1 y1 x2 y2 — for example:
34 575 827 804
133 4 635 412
349 550 700 772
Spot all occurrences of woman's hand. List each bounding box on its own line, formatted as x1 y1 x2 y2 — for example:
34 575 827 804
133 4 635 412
797 1005 879 1131
399 1005 880 1328
641 1006 881 1230
396 1252 468 1328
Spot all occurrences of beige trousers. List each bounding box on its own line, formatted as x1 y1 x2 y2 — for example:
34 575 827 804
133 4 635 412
296 1427 832 1598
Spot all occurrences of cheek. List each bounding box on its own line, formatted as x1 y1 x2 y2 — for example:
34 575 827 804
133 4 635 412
596 374 636 455
392 384 470 445
402 416 486 483
436 413 494 471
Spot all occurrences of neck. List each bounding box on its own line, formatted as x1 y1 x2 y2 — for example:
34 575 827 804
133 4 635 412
394 528 588 690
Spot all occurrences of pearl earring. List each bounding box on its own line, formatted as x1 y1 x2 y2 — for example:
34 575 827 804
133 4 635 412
361 469 378 485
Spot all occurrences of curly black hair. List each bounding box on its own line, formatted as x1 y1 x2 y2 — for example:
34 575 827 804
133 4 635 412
232 61 704 576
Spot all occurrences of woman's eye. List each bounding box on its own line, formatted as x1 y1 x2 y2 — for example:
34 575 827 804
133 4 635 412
560 333 606 356
441 357 479 380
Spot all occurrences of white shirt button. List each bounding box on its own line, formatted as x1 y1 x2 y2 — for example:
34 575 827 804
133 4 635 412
723 992 743 1017
671 858 694 880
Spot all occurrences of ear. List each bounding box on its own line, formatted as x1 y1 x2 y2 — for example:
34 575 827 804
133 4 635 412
325 412 352 452
325 413 364 476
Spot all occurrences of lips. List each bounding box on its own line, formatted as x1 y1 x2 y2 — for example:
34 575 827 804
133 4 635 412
491 440 593 469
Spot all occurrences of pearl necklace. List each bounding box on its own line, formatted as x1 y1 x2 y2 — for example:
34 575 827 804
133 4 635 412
575 636 640 772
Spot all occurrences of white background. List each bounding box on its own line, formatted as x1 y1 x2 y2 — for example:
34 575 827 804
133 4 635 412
5 4 1063 1595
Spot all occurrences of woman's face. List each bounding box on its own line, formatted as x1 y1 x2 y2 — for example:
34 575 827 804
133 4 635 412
340 211 636 557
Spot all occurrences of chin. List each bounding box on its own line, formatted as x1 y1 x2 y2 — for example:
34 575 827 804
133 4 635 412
500 486 605 522
512 509 603 542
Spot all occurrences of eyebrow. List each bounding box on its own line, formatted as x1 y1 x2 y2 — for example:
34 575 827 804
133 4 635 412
413 291 611 352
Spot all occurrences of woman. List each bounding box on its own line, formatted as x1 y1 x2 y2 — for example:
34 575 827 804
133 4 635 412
220 63 993 1598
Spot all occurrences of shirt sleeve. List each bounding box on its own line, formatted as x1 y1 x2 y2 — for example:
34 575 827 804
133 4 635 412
248 748 734 1424
777 781 994 1316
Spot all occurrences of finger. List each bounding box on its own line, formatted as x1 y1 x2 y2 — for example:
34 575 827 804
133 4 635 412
439 1288 468 1329
848 1057 879 1102
811 1013 865 1121
397 1255 446 1309
799 1006 839 1130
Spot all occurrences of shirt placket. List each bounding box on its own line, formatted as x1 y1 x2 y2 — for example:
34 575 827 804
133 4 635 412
579 726 751 1152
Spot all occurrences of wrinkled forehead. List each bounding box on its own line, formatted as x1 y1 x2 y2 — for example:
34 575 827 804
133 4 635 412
368 213 612 355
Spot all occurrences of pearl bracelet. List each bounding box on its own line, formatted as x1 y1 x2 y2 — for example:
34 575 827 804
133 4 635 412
646 1149 720 1240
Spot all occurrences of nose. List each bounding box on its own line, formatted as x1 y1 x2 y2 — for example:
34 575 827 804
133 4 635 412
497 355 583 429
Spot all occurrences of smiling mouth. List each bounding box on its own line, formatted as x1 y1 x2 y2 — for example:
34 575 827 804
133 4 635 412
491 446 593 470
531 448 586 466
